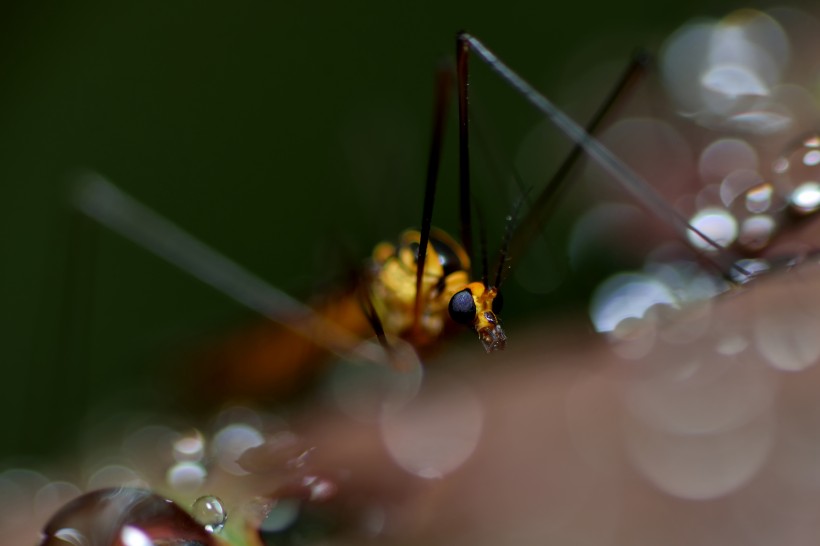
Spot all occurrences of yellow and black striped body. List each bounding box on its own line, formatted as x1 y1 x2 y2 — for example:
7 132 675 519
369 228 506 352
193 227 505 402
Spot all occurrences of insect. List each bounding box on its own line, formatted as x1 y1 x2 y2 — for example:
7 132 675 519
35 7 820 546
74 7 820 406
71 28 672 404
73 65 511 402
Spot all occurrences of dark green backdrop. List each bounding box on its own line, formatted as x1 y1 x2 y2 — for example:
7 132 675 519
0 0 732 462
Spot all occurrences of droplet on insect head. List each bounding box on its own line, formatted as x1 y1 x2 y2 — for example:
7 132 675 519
687 208 738 251
192 495 227 533
39 488 214 546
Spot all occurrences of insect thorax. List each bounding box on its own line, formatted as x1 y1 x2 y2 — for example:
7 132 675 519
369 228 470 347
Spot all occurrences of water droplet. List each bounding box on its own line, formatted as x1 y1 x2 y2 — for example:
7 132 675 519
687 208 738 251
302 475 338 502
776 134 820 214
174 430 205 462
738 214 777 251
191 495 227 533
167 461 207 492
119 525 153 546
39 488 214 546
589 272 677 333
745 182 773 213
790 181 820 214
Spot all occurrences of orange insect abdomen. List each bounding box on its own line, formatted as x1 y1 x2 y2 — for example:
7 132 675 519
190 288 373 403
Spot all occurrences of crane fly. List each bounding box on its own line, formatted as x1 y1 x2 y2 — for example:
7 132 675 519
74 49 708 384
76 12 820 405
73 65 510 399
73 11 810 402
40 6 820 546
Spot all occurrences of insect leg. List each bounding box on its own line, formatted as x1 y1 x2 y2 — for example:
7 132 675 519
456 37 474 266
73 173 388 367
506 50 651 274
457 33 745 277
412 64 453 331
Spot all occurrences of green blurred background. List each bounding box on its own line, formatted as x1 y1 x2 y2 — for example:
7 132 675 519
0 0 733 463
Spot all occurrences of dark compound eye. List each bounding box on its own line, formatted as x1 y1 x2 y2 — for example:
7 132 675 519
492 291 504 314
430 235 466 276
449 289 476 325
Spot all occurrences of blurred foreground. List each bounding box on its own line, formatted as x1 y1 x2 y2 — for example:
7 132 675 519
8 258 820 544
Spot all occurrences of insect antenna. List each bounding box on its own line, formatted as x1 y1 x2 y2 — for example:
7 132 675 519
412 63 453 331
456 33 748 279
73 173 388 366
